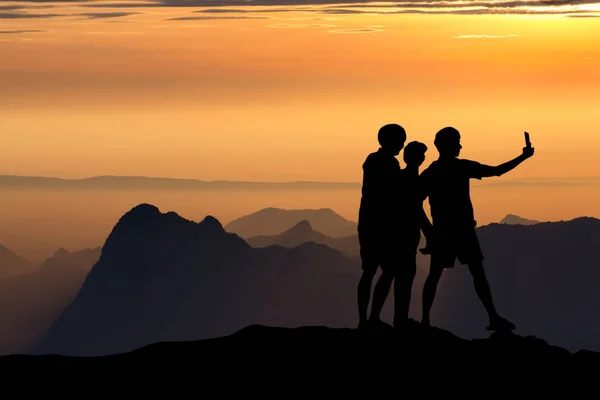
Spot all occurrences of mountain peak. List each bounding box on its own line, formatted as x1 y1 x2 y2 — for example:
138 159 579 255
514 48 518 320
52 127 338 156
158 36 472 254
102 204 226 259
199 215 224 233
287 220 313 233
225 207 357 238
500 214 541 225
53 247 71 258
126 203 162 219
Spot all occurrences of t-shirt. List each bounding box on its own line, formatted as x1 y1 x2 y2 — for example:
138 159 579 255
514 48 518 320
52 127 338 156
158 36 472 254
420 158 494 229
357 148 402 234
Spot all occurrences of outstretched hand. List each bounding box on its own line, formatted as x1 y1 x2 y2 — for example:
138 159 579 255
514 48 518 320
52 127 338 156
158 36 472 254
522 146 535 159
522 131 534 159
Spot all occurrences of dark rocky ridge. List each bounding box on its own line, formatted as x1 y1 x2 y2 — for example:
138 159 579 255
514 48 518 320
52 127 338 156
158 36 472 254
3 322 598 377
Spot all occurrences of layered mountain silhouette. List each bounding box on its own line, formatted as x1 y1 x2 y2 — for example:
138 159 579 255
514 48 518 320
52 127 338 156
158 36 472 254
33 204 363 357
0 246 100 355
23 205 600 357
246 220 360 257
50 246 101 272
0 244 34 279
224 207 358 238
432 217 600 352
500 214 541 225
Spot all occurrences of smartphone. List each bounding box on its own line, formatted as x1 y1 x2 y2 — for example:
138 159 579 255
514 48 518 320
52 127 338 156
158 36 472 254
524 131 531 148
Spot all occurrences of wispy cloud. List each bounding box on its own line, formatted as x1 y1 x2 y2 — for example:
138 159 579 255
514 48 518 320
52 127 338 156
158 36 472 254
77 11 141 19
0 29 46 34
0 4 55 10
1 0 599 19
0 12 62 19
167 15 270 20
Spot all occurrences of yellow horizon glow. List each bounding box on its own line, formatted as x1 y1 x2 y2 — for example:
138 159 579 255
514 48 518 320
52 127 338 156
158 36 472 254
0 4 598 184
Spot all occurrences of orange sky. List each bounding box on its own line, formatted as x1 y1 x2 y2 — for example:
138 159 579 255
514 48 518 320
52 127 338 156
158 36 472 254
0 2 599 182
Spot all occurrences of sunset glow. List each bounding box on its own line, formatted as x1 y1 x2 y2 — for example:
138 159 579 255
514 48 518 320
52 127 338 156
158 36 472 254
0 1 599 248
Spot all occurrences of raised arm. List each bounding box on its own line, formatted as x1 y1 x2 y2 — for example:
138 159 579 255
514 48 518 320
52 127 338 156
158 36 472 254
468 146 535 179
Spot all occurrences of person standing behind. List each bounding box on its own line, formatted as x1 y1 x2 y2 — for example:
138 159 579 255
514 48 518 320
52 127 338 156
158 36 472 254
356 123 405 329
382 141 432 327
419 127 535 331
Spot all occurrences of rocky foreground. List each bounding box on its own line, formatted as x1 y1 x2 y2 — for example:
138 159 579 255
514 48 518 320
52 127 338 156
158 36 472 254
2 320 598 380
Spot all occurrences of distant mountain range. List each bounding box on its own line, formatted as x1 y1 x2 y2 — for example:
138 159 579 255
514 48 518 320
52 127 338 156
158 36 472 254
0 244 35 279
1 174 598 191
28 204 600 357
0 175 360 190
432 217 600 352
246 220 360 257
500 214 541 225
1 204 598 356
225 207 358 238
0 246 100 354
33 204 362 357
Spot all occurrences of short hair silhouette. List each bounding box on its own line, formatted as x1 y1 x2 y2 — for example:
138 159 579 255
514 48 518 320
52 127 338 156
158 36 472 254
434 127 460 152
403 141 428 166
378 124 406 148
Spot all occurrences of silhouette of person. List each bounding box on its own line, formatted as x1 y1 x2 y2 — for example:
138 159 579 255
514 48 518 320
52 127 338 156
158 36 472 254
419 127 535 331
370 141 433 328
357 128 434 330
357 124 405 329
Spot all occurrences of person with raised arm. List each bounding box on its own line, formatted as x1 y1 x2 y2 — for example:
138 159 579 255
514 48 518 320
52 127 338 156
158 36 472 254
419 127 535 331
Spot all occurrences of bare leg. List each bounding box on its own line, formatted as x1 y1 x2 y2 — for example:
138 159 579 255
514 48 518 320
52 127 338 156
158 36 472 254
394 264 416 327
357 267 377 328
421 264 443 328
369 271 394 322
468 261 515 330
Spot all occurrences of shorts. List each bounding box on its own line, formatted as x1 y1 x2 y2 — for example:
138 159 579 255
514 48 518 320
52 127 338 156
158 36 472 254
430 225 484 269
359 230 419 275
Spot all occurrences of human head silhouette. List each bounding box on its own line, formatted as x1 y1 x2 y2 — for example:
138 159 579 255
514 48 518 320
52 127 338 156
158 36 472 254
378 124 406 156
403 141 428 168
434 126 462 158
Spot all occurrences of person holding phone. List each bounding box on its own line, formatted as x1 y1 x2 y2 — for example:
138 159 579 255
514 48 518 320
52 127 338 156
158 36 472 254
418 127 535 331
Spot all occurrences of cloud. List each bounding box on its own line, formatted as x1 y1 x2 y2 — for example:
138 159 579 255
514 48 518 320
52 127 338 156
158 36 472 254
0 4 55 10
0 0 92 2
152 0 600 6
167 15 270 20
2 0 600 18
0 29 46 34
454 33 519 38
0 12 62 19
194 7 317 13
330 27 383 33
77 11 141 19
319 6 598 16
79 1 160 7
